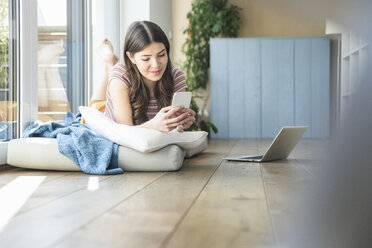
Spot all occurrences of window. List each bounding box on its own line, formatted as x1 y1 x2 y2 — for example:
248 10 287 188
0 0 120 139
37 0 86 122
37 0 69 122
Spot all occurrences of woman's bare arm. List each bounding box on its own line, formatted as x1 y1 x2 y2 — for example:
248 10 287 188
108 78 134 125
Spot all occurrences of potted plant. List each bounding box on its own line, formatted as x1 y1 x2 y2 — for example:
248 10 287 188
182 0 242 134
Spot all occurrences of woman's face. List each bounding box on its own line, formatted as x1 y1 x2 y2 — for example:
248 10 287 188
127 42 168 84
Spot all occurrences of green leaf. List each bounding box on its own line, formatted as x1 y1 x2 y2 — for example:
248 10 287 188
181 0 242 133
207 121 218 133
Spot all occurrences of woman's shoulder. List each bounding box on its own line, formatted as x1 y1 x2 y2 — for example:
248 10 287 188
112 62 127 73
109 63 131 87
172 66 186 82
171 66 185 77
171 66 187 92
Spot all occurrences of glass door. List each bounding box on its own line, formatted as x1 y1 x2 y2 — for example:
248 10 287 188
37 0 87 122
37 0 69 121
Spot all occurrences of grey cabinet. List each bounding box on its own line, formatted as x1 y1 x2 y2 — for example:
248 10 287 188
210 37 330 138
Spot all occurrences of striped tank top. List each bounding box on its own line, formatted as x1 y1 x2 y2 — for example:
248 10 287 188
105 63 187 122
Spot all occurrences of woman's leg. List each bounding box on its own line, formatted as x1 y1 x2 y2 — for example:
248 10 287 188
90 39 119 101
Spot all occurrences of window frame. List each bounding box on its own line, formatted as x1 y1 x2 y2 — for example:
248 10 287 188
0 0 22 164
66 0 88 112
19 0 38 137
8 0 20 139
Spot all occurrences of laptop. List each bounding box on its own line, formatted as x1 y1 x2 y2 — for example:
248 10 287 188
223 126 308 162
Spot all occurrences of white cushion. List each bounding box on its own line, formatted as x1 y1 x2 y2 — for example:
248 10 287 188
79 106 208 153
7 138 185 172
184 135 208 158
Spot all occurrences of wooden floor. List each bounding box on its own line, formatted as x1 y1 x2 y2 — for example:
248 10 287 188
0 139 327 248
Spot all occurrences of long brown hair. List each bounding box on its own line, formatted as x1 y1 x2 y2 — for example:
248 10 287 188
123 21 174 125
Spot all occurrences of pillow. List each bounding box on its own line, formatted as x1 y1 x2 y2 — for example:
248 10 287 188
79 106 208 153
7 137 185 172
185 134 208 158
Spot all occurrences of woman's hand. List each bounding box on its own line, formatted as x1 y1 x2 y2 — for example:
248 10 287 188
173 107 196 131
142 106 190 132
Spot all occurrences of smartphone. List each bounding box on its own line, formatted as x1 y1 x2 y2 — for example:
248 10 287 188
171 92 192 109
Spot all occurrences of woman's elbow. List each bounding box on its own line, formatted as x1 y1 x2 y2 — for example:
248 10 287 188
114 115 133 126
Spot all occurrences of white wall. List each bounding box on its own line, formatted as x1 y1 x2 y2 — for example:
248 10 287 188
325 12 371 128
121 0 150 31
120 0 150 62
91 0 121 99
150 0 173 59
120 0 173 61
172 0 191 66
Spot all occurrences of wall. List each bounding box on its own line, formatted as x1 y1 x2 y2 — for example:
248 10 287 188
150 0 173 58
228 0 326 38
172 0 328 121
120 0 150 61
324 2 372 128
172 0 192 66
173 0 328 66
120 0 173 61
121 0 150 35
92 0 121 99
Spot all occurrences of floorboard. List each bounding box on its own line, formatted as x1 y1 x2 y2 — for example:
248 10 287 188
259 139 324 246
0 168 74 185
164 139 275 248
51 139 235 248
0 138 325 248
16 173 113 214
0 171 165 247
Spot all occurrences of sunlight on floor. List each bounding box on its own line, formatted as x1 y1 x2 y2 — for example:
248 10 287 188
0 176 46 232
87 176 100 192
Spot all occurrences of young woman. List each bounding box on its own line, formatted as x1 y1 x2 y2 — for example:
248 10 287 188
89 21 195 132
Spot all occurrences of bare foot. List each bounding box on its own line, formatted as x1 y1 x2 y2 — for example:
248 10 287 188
96 39 118 66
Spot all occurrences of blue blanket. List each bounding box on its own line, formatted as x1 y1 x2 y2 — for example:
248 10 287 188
23 112 123 175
